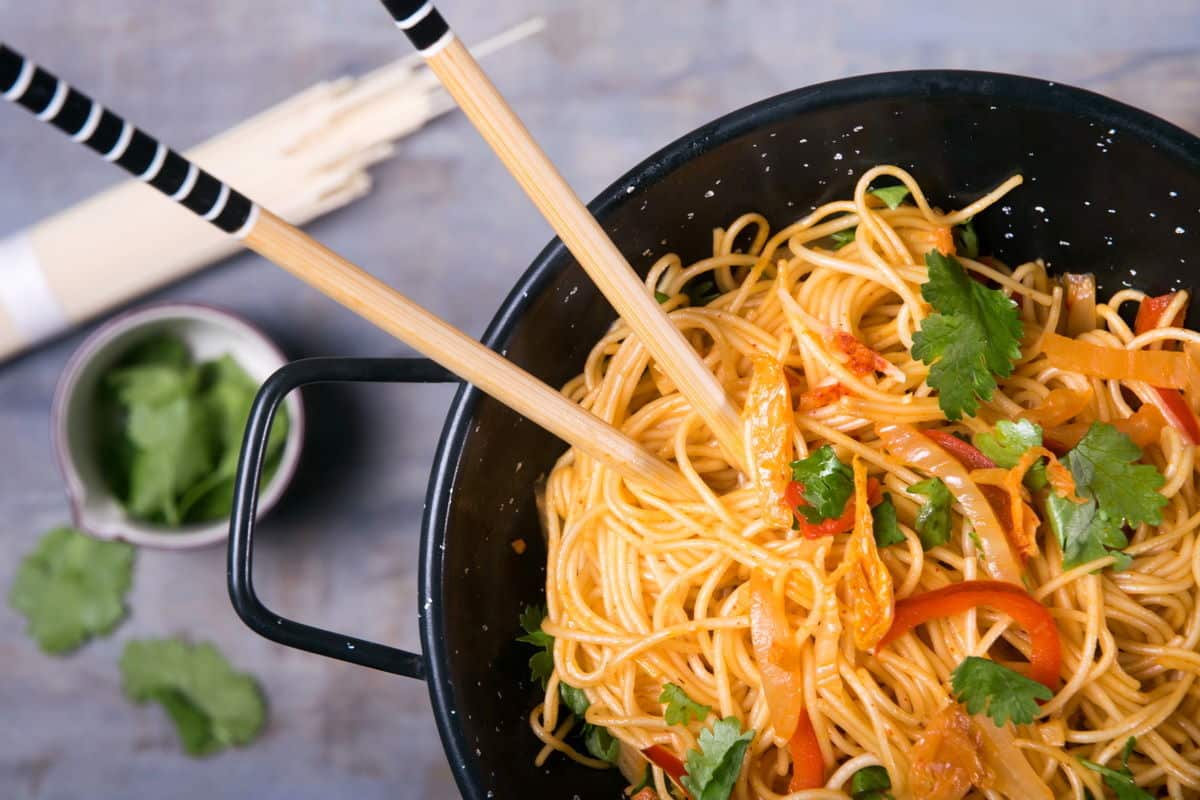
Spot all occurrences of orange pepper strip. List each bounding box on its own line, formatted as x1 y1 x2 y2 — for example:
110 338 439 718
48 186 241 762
1042 331 1189 389
788 708 825 791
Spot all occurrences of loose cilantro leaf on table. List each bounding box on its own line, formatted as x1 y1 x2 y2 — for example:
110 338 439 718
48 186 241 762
1082 737 1154 800
850 765 895 800
119 638 266 756
681 717 755 800
95 334 288 527
872 494 905 547
869 185 911 210
907 478 952 549
9 527 134 654
789 445 854 524
951 656 1051 727
911 251 1023 420
830 228 857 250
1046 423 1166 571
660 682 712 726
517 604 555 687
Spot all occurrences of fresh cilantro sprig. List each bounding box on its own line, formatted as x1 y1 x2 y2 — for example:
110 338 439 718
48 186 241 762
9 527 134 654
955 217 980 259
912 251 1023 420
517 604 555 687
681 717 755 800
517 608 619 764
1082 737 1153 800
120 638 266 756
1046 423 1166 571
849 765 894 800
871 494 905 548
660 682 712 726
908 478 952 549
789 446 854 523
830 228 857 250
869 184 911 210
951 656 1051 727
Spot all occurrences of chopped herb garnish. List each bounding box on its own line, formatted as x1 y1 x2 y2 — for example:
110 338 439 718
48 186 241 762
951 655 1051 727
655 291 671 303
789 445 855 524
517 605 555 687
869 184 911 210
830 227 857 250
849 765 894 800
907 477 952 549
684 278 721 307
1081 737 1153 800
955 216 980 259
911 251 1023 420
680 717 755 800
871 494 905 547
660 682 712 726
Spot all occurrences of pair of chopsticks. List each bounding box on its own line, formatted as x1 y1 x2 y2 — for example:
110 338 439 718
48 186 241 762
0 1 745 498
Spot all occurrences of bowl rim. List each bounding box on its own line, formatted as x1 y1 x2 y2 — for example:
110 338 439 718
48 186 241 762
417 69 1200 799
51 301 305 550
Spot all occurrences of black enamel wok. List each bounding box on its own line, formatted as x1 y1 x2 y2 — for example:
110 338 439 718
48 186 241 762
228 70 1200 798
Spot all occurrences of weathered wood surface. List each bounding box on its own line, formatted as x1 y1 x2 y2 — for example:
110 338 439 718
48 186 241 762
1 1 1197 797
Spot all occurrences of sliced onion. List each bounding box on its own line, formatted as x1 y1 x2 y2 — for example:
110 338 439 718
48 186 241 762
1061 273 1097 336
876 423 1023 584
749 570 803 740
973 716 1054 800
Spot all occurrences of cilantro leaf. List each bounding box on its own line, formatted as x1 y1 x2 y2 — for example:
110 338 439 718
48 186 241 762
1082 737 1153 800
869 185 911 210
660 682 712 726
560 683 590 717
974 419 1043 468
684 278 721 307
1046 423 1166 570
830 228 857 250
955 217 980 259
629 764 655 794
119 638 266 756
96 335 288 527
907 478 952 549
584 723 620 763
850 765 894 800
8 527 134 654
950 656 1051 727
517 604 555 687
912 251 1023 420
655 291 671 303
1066 423 1166 527
789 445 854 524
872 494 905 547
680 717 755 800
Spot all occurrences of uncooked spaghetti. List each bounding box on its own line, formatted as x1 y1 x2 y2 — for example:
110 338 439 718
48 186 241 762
519 166 1200 800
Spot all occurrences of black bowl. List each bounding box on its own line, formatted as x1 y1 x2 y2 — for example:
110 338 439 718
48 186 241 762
229 70 1200 799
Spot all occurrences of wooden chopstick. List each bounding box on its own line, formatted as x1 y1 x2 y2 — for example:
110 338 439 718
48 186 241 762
0 43 694 499
378 1 747 469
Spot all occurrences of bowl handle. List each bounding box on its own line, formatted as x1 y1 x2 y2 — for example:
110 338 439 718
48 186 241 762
227 356 457 679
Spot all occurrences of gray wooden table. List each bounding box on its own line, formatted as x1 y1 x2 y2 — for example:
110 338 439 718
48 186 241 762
2 1 1197 797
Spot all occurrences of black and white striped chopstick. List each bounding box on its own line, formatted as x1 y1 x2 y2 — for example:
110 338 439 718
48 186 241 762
380 1 456 55
0 44 259 238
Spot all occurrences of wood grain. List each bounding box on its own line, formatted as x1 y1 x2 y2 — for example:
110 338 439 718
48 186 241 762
425 37 747 469
244 208 693 498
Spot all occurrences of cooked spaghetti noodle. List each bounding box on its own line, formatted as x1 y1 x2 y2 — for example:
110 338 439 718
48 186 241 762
524 166 1200 800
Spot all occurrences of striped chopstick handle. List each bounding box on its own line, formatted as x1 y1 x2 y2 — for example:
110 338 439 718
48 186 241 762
380 1 456 56
0 43 259 238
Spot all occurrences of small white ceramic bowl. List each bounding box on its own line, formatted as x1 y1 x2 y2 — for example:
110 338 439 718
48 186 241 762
52 303 304 549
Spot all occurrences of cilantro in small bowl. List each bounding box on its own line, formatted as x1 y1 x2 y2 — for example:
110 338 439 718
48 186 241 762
53 304 303 549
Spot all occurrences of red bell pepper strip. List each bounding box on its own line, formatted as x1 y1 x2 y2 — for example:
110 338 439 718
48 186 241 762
1134 293 1200 444
922 430 997 471
877 580 1061 691
785 478 881 539
788 708 825 791
642 745 687 784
